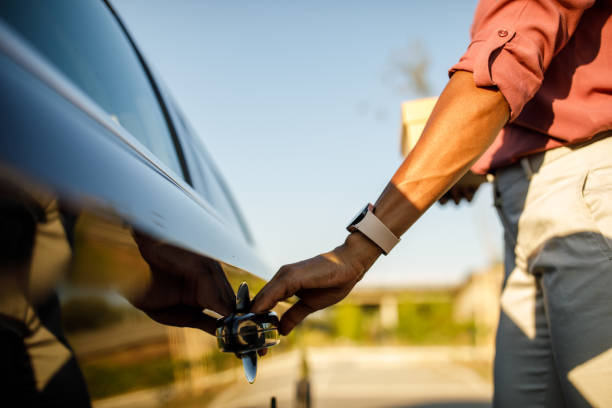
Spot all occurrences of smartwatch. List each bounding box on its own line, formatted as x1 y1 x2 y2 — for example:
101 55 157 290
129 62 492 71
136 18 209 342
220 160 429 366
346 203 400 255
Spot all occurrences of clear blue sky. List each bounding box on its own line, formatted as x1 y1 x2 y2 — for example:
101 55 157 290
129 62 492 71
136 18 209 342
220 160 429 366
112 0 503 286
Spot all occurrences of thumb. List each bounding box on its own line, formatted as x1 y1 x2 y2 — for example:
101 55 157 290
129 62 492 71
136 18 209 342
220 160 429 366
251 279 286 313
251 268 298 313
279 300 315 335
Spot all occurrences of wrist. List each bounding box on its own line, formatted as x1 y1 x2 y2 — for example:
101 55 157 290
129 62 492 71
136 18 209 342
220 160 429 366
342 231 383 273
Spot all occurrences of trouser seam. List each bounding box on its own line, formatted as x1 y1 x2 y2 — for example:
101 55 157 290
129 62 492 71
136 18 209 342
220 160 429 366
493 181 517 248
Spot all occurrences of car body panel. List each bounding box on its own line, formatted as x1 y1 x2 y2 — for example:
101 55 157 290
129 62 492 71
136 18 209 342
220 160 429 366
0 2 282 401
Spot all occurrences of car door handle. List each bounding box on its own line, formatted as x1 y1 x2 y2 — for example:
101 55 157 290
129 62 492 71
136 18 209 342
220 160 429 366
216 282 280 383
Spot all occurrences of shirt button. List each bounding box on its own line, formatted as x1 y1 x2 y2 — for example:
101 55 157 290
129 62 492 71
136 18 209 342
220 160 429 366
498 29 509 38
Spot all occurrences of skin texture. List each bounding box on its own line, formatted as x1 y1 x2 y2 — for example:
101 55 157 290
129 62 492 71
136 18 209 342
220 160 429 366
250 71 510 335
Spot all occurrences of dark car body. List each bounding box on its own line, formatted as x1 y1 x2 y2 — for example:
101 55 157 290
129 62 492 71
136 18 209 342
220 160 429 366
0 0 272 404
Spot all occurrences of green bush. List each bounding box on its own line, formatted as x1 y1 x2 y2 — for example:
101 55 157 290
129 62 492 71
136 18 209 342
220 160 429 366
396 300 471 344
332 304 364 341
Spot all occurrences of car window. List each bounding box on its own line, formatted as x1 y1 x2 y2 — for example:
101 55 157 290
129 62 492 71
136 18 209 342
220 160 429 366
191 136 245 233
0 0 184 177
172 108 252 241
197 153 242 228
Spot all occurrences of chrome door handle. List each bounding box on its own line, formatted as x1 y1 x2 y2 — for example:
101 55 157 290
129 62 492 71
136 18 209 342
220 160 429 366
215 282 280 383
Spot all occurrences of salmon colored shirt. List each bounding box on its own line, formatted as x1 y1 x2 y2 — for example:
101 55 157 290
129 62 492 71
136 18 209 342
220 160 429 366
450 0 612 174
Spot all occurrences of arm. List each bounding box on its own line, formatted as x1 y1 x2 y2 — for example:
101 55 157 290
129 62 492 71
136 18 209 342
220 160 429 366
435 0 595 205
251 0 596 335
371 70 508 238
251 71 509 334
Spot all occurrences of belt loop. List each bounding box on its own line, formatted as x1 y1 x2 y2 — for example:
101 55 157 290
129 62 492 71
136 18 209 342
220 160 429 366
520 157 534 181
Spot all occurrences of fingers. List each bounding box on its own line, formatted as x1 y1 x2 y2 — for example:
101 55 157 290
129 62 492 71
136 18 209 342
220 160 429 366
439 189 458 205
464 186 477 202
252 254 349 313
439 170 487 206
279 300 315 335
439 186 477 205
251 267 296 313
451 188 462 205
250 281 283 313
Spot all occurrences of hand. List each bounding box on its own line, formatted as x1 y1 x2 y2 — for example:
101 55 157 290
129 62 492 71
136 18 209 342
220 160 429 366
439 171 486 205
129 232 236 335
251 233 382 335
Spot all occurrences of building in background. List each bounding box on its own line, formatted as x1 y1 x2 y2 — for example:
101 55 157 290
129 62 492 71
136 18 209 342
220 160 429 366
453 264 503 345
400 97 437 156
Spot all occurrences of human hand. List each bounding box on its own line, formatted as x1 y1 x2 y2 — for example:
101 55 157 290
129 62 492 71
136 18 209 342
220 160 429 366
439 171 487 205
130 232 236 335
251 233 382 335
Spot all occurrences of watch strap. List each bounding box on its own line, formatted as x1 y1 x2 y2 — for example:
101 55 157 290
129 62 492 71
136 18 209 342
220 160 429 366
353 205 399 255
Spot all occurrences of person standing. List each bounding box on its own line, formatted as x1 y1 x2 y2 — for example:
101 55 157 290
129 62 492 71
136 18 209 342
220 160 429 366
252 0 612 406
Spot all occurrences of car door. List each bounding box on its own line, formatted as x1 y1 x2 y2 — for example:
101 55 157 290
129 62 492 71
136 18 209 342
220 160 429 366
0 0 271 404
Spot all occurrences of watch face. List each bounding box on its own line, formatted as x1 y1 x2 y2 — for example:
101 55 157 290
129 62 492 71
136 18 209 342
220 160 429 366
348 205 369 228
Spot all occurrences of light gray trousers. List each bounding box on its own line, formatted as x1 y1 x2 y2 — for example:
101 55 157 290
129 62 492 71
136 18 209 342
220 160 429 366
492 133 612 408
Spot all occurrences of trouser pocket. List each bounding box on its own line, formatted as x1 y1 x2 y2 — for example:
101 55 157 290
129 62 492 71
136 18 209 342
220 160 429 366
579 167 612 260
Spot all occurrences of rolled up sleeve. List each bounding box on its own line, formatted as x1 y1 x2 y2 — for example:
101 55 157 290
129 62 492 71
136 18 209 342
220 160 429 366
450 0 595 121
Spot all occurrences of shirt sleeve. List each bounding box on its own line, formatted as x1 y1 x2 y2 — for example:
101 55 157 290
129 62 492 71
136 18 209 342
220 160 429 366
450 0 595 121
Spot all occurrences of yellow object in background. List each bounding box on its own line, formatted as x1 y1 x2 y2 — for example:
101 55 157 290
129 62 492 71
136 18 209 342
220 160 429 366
400 97 437 157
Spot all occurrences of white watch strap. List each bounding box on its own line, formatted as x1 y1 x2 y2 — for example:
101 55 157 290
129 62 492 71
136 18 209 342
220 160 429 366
354 208 400 255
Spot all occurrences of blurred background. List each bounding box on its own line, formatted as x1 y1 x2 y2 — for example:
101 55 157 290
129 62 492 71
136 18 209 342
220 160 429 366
3 1 509 407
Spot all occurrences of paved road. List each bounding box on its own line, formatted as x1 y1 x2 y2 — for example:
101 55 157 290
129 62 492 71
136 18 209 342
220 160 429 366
208 346 493 408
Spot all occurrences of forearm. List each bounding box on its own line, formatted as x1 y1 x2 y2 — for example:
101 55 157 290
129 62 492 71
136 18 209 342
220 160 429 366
345 71 509 264
251 73 508 327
